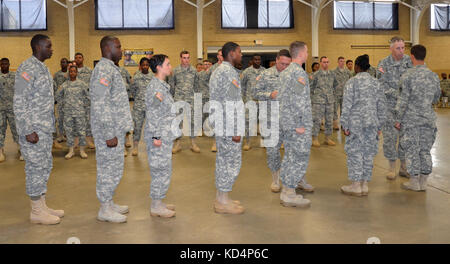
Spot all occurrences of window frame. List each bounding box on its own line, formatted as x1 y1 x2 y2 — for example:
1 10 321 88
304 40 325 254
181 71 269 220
94 0 175 30
221 0 294 30
430 4 450 31
0 0 48 32
333 1 399 31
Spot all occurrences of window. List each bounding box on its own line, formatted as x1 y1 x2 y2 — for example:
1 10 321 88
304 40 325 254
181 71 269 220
222 0 294 29
0 0 47 31
431 4 450 31
333 1 398 30
95 0 174 30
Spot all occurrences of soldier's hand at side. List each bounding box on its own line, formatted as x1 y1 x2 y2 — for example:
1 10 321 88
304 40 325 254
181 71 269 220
153 139 162 147
270 90 278 99
26 132 39 144
344 130 350 136
394 122 401 130
106 137 118 148
295 127 305 135
232 136 241 143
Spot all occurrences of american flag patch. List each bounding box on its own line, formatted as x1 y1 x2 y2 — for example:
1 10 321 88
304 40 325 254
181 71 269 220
232 79 239 88
297 77 306 85
21 72 31 81
100 78 110 86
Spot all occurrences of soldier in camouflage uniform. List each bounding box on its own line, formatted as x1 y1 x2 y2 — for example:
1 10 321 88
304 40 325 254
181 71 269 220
395 45 441 192
194 59 213 138
440 73 450 107
0 58 21 162
240 55 265 151
14 35 64 225
56 65 90 159
332 56 353 130
340 55 386 197
145 54 177 218
53 58 69 142
310 56 339 147
168 51 201 153
131 57 153 156
75 52 95 149
90 36 133 223
278 41 313 208
209 42 245 215
376 36 413 180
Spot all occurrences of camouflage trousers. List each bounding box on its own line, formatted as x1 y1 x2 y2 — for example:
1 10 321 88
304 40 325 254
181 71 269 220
215 136 242 192
382 107 405 161
0 109 18 147
132 106 146 142
85 105 92 137
334 96 343 121
344 128 379 182
56 104 64 138
312 103 334 136
64 115 87 147
19 132 53 197
146 138 174 200
401 126 437 176
280 130 312 188
265 135 282 173
94 134 125 203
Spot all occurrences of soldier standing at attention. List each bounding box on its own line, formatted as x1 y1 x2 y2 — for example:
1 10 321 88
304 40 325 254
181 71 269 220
395 45 441 192
14 34 64 225
146 54 177 218
310 56 339 147
0 58 21 162
90 36 133 223
169 51 200 154
209 42 245 215
332 56 353 130
376 36 413 180
340 55 386 196
53 58 69 144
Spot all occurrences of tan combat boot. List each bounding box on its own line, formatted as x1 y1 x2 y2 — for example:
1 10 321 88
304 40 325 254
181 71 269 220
65 147 75 159
324 136 336 146
399 160 410 178
132 141 139 156
53 140 63 149
401 176 422 192
270 170 281 193
79 146 88 159
386 160 397 180
280 187 311 208
172 139 182 154
41 195 64 218
312 137 320 147
30 199 61 225
361 181 369 196
341 181 363 197
190 138 200 153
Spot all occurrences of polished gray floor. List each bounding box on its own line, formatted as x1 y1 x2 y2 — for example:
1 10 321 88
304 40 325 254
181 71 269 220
0 109 449 244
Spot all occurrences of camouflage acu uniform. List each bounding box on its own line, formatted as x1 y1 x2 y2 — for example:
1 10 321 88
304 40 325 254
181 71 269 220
341 72 386 182
53 70 68 138
310 69 338 136
131 70 153 142
376 55 412 161
119 66 132 100
332 67 352 120
0 71 18 147
396 65 441 176
367 66 377 78
145 77 177 200
169 65 199 138
56 80 89 147
77 66 93 137
254 66 282 173
14 56 55 197
90 58 133 204
440 79 450 97
241 66 265 140
209 61 243 192
278 62 313 188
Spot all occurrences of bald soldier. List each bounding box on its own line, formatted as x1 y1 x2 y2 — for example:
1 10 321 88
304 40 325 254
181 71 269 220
14 34 64 225
376 36 413 180
169 50 201 154
90 36 133 223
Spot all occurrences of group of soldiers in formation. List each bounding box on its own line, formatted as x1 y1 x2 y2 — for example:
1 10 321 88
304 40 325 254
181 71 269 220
0 34 442 225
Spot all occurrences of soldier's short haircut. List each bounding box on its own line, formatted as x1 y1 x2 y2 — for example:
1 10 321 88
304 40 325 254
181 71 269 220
355 54 370 71
338 56 345 61
411 44 426 61
30 34 49 53
222 42 240 59
320 56 328 62
1 58 9 62
100 36 118 50
149 54 168 73
75 52 83 57
196 63 203 67
277 49 291 59
180 50 190 57
203 59 211 63
139 57 150 65
311 62 319 71
389 36 404 47
289 41 306 59
346 59 353 64
68 65 78 71
61 58 69 63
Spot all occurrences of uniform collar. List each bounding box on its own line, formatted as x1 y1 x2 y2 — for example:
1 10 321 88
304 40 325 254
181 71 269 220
100 57 118 69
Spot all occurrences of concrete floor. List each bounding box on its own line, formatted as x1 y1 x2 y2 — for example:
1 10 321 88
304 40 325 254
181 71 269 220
0 109 449 244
